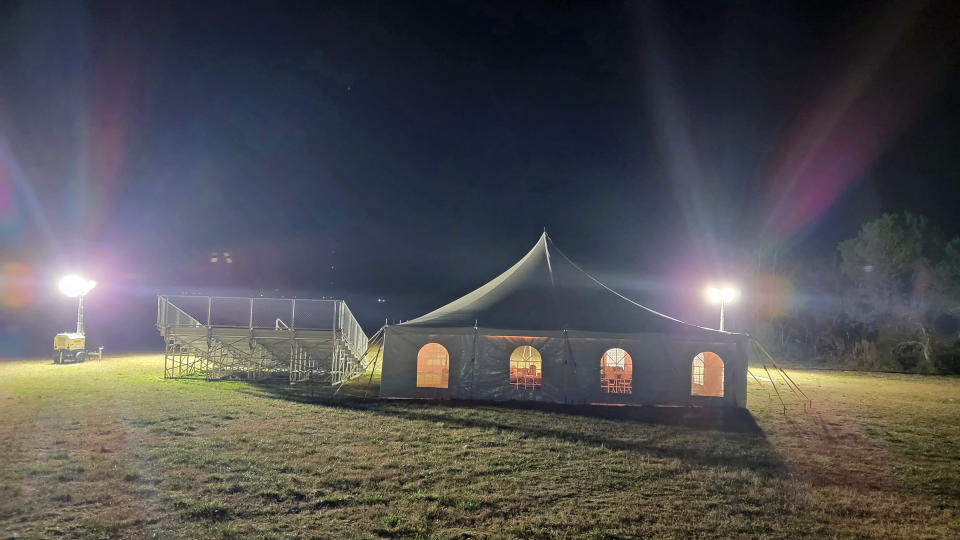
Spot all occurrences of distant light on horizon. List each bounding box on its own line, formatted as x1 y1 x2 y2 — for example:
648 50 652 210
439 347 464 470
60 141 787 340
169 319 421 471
210 251 233 264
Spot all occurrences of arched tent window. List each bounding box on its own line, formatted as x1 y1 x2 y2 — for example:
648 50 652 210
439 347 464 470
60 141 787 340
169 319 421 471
417 343 449 388
601 348 632 394
509 345 542 390
691 352 724 397
692 356 704 385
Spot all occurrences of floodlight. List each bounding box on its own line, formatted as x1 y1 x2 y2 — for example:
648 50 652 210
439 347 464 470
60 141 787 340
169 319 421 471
59 274 96 298
704 284 738 331
706 287 721 303
58 274 96 334
721 287 737 303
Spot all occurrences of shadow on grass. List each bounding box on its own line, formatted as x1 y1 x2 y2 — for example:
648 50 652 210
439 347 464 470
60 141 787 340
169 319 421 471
238 379 784 475
247 378 763 432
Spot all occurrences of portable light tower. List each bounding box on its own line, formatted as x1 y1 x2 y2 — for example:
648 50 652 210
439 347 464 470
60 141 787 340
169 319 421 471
53 274 97 364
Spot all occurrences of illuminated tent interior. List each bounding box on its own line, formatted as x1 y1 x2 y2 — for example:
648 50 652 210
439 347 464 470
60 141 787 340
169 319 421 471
380 233 747 407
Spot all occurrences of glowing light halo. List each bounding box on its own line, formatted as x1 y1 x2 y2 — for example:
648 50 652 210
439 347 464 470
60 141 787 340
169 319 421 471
58 274 96 298
706 287 721 303
705 285 738 304
721 287 737 303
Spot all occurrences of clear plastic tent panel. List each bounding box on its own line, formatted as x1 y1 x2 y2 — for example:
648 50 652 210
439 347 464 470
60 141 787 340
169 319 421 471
691 352 724 397
601 347 632 394
416 343 449 388
509 345 542 390
692 356 704 385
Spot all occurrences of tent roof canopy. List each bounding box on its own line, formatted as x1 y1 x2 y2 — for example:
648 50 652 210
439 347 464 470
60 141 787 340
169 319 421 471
401 233 735 336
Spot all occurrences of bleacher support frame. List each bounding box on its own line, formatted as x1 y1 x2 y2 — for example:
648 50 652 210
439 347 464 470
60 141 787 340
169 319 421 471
157 295 368 384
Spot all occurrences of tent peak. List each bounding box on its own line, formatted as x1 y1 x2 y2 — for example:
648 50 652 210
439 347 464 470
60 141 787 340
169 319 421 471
401 232 735 335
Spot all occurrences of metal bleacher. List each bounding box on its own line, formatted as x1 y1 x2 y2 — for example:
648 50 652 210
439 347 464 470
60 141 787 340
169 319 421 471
157 295 368 385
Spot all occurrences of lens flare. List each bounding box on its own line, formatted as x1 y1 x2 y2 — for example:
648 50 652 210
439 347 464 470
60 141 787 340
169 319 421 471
0 262 36 308
755 274 795 319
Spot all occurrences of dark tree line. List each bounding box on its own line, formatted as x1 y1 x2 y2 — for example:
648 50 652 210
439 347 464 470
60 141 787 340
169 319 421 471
751 212 960 373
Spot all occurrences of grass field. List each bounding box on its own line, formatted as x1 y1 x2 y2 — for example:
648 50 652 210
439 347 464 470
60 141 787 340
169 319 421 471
0 355 957 539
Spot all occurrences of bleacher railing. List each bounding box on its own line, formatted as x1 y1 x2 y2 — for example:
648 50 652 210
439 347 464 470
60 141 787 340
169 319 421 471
157 295 368 354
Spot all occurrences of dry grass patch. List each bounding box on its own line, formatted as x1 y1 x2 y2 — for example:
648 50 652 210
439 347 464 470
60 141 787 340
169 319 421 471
0 354 957 538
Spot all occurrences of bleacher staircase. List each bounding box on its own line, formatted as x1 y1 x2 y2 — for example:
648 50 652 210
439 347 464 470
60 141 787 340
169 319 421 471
157 295 368 385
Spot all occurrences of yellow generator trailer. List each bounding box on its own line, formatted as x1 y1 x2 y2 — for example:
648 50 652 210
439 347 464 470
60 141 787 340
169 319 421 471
53 332 87 364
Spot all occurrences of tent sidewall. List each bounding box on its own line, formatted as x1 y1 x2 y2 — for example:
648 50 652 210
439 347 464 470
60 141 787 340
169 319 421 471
381 326 747 407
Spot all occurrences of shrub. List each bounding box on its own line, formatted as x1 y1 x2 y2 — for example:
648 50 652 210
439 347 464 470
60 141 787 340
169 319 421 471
893 342 924 371
935 341 960 374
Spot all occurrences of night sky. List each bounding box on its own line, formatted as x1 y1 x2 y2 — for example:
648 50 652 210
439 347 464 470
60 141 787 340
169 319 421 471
2 1 959 353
